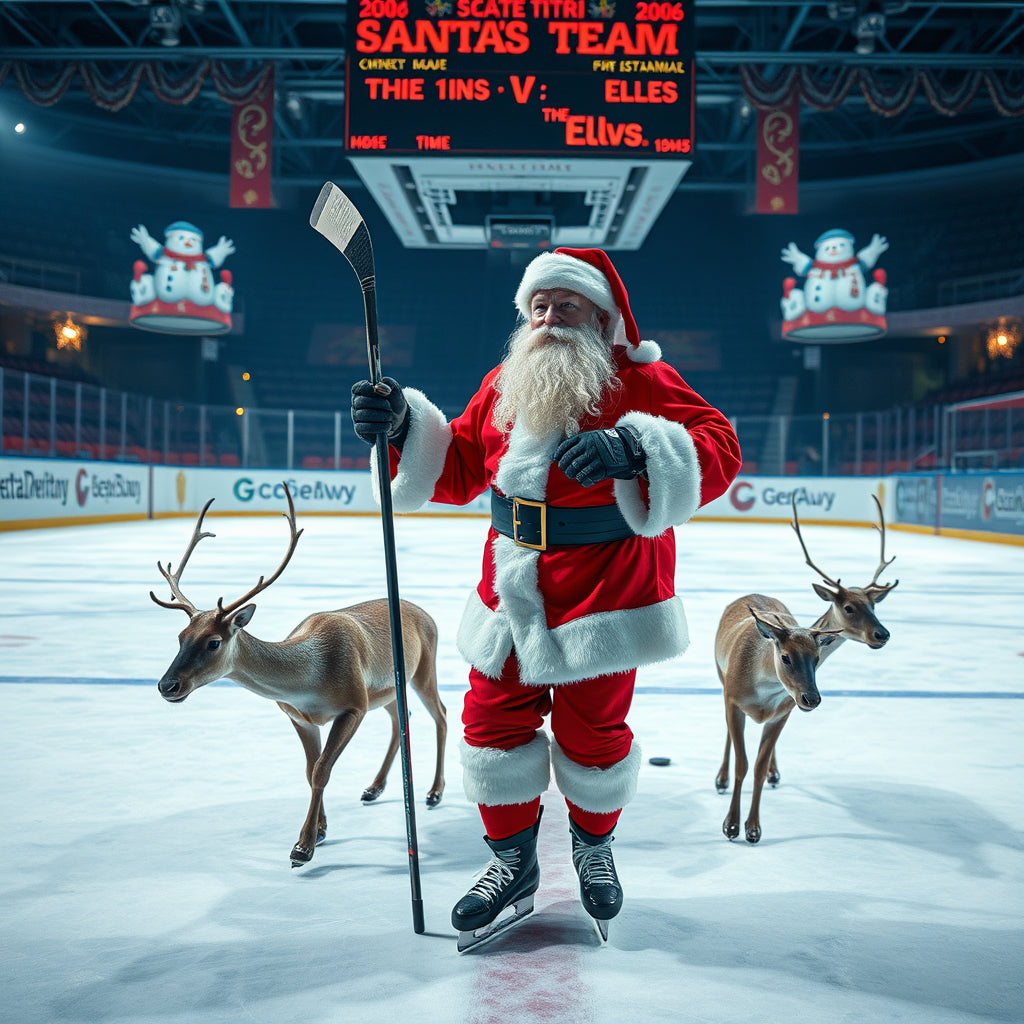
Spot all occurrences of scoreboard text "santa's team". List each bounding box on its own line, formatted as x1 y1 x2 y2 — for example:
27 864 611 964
345 0 695 157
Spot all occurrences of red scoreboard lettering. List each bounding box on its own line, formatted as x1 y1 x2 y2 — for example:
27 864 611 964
345 0 695 157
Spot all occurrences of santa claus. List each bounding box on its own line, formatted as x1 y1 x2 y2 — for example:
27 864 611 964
351 248 741 950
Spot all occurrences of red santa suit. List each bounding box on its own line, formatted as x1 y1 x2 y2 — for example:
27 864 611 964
376 249 741 837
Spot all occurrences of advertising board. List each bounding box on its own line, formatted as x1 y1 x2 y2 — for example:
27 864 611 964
0 458 150 527
698 476 886 524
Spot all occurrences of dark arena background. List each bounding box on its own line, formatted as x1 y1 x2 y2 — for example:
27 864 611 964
0 4 1022 1023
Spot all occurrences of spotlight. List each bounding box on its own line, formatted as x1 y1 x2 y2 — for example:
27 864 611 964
14 122 26 134
853 2 886 55
150 4 182 47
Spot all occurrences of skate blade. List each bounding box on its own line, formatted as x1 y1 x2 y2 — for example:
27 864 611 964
456 894 535 953
592 916 609 942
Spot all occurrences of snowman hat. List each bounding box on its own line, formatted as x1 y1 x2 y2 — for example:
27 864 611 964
814 228 854 248
515 247 659 361
164 221 204 243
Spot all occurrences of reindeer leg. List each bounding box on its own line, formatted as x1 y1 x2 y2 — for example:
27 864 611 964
283 710 327 847
745 713 791 844
723 701 747 840
409 650 447 807
291 708 365 867
362 701 400 803
715 732 732 794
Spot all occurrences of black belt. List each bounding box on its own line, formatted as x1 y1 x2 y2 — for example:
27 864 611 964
490 489 636 551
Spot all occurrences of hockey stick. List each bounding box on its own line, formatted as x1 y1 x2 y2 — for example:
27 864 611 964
310 182 425 935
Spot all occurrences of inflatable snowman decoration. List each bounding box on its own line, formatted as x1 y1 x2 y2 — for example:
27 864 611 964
780 229 889 341
129 221 236 334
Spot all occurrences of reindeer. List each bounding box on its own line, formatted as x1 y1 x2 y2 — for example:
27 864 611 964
714 495 898 843
151 486 447 867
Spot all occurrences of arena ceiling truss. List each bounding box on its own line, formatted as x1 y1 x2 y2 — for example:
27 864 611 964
0 1 1022 191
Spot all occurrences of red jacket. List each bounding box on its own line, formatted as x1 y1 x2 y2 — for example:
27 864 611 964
384 342 741 684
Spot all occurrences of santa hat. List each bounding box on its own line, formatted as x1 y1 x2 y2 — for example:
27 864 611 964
514 247 660 363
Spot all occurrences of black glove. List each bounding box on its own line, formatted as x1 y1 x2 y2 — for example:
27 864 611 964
553 426 645 487
351 377 410 449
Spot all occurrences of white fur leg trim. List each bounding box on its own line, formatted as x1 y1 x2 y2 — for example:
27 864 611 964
551 739 642 813
613 411 701 536
461 733 551 807
457 587 689 685
370 389 451 513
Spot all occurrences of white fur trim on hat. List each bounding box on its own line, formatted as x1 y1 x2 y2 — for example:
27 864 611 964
515 251 616 322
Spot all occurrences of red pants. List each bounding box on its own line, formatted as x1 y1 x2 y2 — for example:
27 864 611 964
462 654 637 839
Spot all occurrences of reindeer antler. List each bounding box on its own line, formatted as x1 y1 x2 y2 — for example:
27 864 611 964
789 496 841 590
869 494 899 592
217 484 304 617
150 498 217 615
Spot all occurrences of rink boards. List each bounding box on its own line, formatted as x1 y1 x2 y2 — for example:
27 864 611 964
1 455 1022 544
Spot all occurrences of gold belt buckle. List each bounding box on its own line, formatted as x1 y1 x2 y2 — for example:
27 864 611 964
512 497 547 551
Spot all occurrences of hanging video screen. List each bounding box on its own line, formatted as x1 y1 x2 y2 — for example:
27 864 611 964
345 0 695 157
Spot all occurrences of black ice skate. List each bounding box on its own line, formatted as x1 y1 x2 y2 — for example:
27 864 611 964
569 819 623 941
452 808 543 953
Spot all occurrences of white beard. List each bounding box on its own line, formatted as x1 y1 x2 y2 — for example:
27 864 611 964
492 321 619 438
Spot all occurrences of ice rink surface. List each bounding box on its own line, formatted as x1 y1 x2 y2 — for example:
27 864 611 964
1 511 1022 1024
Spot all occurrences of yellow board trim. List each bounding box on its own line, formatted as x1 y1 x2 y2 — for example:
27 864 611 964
3 510 1023 546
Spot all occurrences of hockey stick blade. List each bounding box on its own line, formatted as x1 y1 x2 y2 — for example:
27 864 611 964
310 182 375 289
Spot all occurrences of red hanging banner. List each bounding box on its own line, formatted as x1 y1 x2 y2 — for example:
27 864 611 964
230 70 274 208
755 98 799 214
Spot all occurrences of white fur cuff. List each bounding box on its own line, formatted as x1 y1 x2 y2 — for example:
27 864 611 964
614 411 701 536
369 388 451 513
551 739 642 813
460 733 552 807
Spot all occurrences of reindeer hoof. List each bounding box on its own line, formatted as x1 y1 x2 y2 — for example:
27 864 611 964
316 826 326 845
715 779 729 794
745 826 762 844
723 820 740 840
425 790 443 808
767 770 781 787
290 844 314 867
361 785 384 802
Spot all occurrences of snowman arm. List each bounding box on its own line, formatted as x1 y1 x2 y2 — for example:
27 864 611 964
206 237 236 266
130 226 162 261
857 234 889 268
781 243 811 275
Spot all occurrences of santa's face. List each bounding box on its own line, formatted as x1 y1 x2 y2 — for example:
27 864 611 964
815 236 854 263
529 289 607 333
493 305 616 438
165 228 203 255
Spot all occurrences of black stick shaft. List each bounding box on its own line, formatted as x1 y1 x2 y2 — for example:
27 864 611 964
361 282 425 935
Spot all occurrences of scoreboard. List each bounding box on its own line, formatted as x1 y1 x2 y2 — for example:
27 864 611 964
345 0 695 158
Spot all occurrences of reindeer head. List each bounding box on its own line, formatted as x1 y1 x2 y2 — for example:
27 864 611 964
749 607 842 712
151 488 302 703
791 495 899 649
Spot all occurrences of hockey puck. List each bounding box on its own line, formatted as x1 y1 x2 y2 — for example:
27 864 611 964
648 756 671 766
